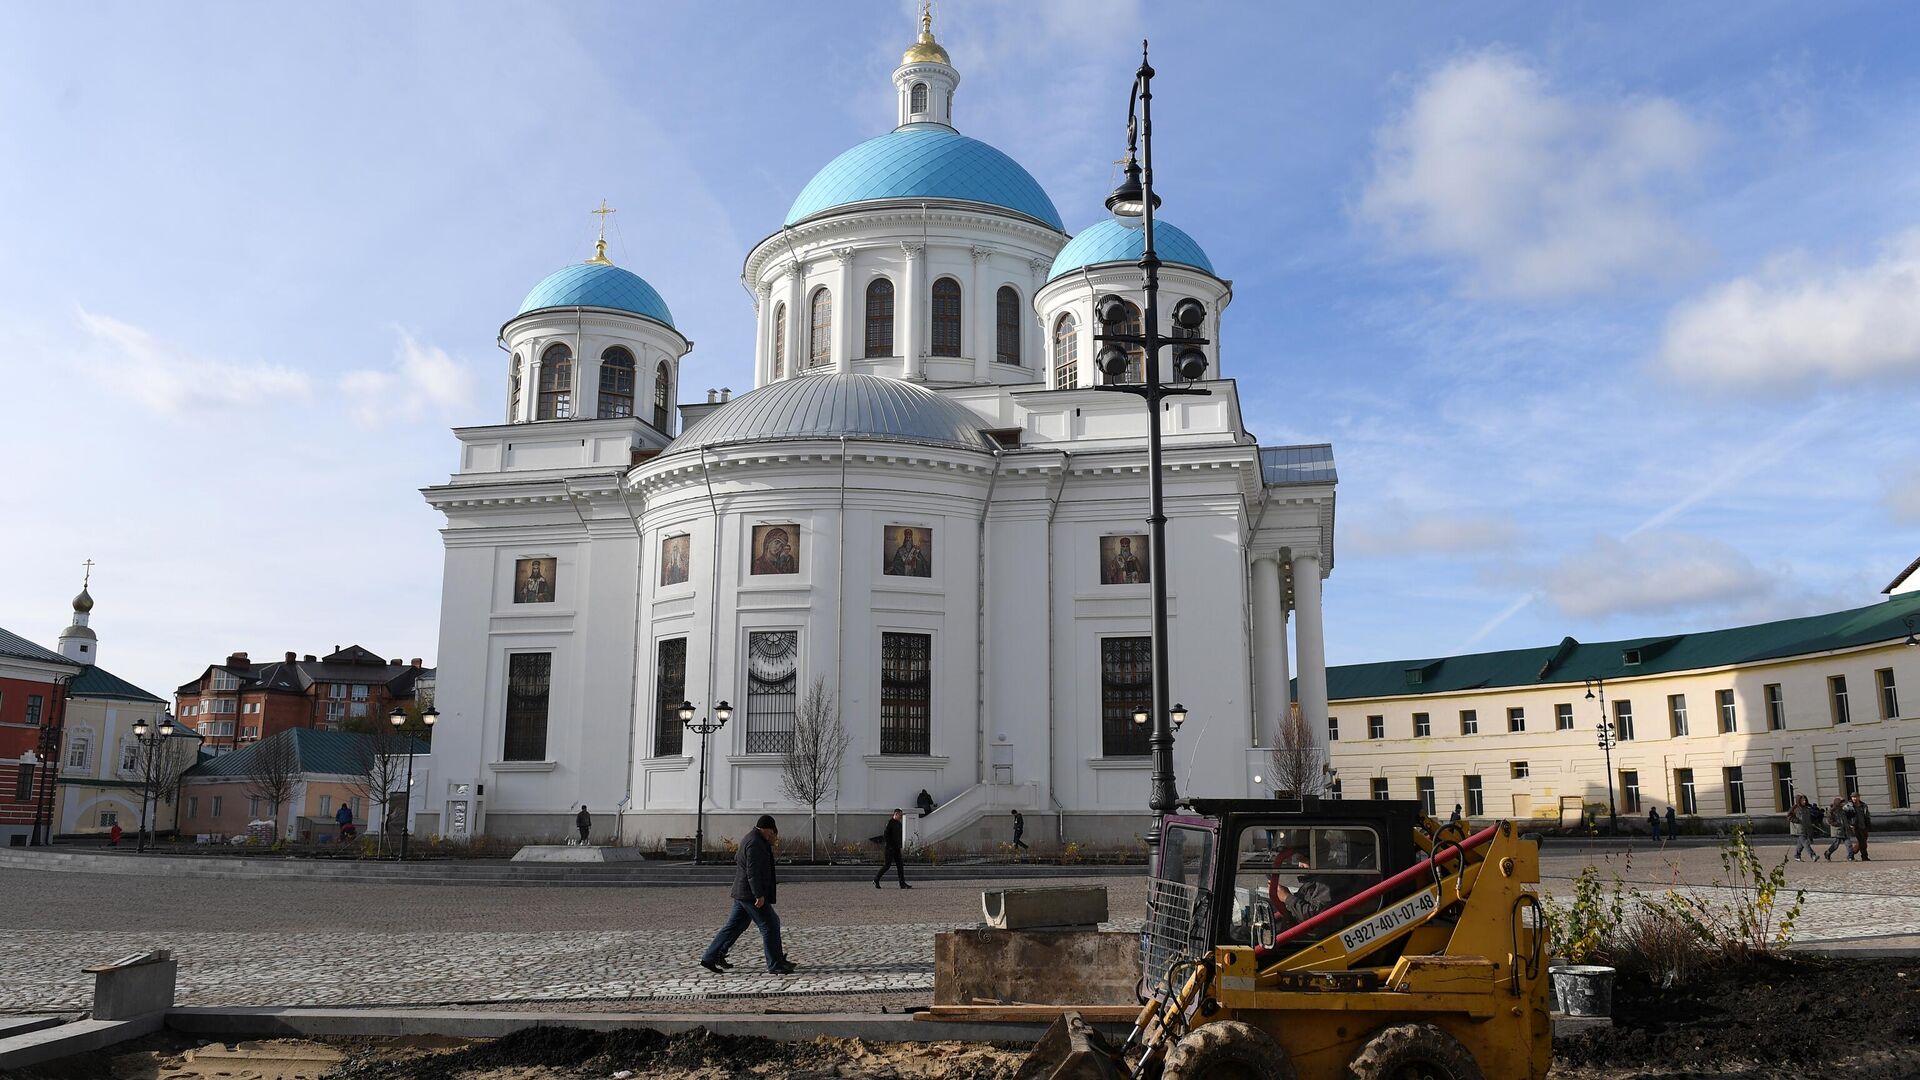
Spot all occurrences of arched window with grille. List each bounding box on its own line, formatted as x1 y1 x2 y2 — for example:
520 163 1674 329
995 286 1021 365
1053 313 1078 390
808 287 832 367
931 277 962 357
771 301 787 379
597 345 635 419
865 278 894 357
910 82 928 114
1103 301 1145 385
508 352 523 420
652 361 672 431
537 343 573 419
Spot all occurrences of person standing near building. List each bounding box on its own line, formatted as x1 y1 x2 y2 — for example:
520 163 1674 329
1648 807 1661 842
336 800 356 841
1011 808 1029 850
1848 792 1872 861
1787 795 1818 860
872 809 910 888
701 815 795 974
1823 797 1852 861
575 804 591 845
1448 804 1462 827
109 821 122 847
1665 805 1676 839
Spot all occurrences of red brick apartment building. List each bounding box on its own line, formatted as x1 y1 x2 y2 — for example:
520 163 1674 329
176 645 433 752
1 627 81 846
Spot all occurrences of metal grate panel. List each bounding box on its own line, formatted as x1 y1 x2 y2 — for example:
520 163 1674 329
1140 876 1211 1001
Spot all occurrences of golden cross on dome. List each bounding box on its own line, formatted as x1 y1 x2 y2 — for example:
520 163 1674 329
81 558 94 587
920 0 933 37
588 199 616 265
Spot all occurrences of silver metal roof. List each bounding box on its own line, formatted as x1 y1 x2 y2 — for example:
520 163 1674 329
663 373 997 457
1260 444 1337 485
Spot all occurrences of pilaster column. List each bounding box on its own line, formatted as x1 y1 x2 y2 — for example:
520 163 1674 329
1290 549 1328 756
1250 555 1284 746
971 246 991 382
784 261 804 378
1027 258 1049 373
833 248 855 374
901 242 925 380
755 282 774 388
526 343 543 421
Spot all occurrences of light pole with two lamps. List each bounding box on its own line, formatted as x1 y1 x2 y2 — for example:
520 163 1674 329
129 713 176 853
1097 41 1212 826
1586 679 1618 834
388 705 439 860
678 699 733 865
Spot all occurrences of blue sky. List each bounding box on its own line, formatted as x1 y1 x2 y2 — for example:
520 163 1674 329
3 1 1917 699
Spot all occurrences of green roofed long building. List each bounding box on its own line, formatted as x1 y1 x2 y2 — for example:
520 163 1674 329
1318 588 1920 829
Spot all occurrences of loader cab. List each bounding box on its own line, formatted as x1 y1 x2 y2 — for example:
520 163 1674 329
1144 798 1426 998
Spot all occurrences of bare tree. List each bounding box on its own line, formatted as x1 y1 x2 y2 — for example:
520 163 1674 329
347 728 409 856
1267 702 1333 798
780 677 852 862
242 734 301 839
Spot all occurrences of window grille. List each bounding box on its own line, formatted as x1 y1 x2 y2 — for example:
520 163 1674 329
910 82 928 113
772 303 787 378
745 631 799 754
537 344 573 419
653 638 687 757
995 286 1021 364
503 653 552 761
865 278 894 357
652 362 672 431
808 289 832 367
1101 637 1152 757
931 278 962 357
598 346 635 419
880 632 932 756
1053 313 1078 389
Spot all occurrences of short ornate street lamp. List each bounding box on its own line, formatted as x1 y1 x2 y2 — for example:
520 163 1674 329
130 713 176 853
1586 679 1618 834
681 699 733 865
389 705 439 860
1096 41 1212 827
1904 614 1918 647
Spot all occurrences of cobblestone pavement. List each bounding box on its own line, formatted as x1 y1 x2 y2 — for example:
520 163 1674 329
4 838 1913 1012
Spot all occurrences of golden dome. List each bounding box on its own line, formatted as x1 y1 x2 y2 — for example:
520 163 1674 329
901 4 949 65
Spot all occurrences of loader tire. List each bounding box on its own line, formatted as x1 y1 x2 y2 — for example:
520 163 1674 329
1346 1022 1484 1080
1161 1020 1297 1080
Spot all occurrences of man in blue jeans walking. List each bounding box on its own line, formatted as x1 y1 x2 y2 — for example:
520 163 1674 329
700 815 797 975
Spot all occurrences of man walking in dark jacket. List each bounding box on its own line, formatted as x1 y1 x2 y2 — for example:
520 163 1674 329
1011 808 1029 850
1849 792 1873 861
872 809 910 889
575 805 591 845
700 815 796 974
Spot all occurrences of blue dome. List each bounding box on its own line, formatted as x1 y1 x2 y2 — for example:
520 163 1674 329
516 261 675 328
1048 218 1215 281
786 128 1063 231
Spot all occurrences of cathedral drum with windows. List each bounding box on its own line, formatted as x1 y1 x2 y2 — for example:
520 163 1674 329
421 13 1337 845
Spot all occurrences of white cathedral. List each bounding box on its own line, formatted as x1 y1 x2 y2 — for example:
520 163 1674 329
423 16 1337 847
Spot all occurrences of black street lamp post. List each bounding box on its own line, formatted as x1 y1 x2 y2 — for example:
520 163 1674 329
130 713 176 853
388 705 439 860
1097 41 1212 824
680 699 733 865
1587 679 1618 834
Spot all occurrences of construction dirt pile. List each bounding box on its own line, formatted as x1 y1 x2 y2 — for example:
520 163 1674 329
1552 954 1920 1079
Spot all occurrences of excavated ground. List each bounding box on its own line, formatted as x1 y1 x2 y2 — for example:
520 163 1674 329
14 958 1918 1080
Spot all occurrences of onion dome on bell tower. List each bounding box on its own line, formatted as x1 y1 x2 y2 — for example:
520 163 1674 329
57 562 98 664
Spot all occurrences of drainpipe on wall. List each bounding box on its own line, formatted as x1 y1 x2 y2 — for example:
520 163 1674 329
615 471 647 845
1242 484 1273 749
1045 450 1071 846
835 436 849 841
975 449 1005 791
697 446 724 835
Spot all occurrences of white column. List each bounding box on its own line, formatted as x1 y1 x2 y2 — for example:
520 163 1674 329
1250 555 1284 746
784 262 804 378
971 246 991 382
525 343 543 421
755 283 773 388
1026 259 1048 373
1291 549 1328 755
901 242 925 379
1275 605 1291 738
833 248 855 374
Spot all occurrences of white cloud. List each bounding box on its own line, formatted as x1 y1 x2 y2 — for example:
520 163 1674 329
1358 50 1706 298
75 307 311 414
340 331 477 427
1538 533 1774 619
1660 230 1920 386
1345 499 1518 556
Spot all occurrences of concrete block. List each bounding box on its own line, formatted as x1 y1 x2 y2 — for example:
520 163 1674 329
982 886 1107 930
0 1016 62 1040
935 928 1140 1006
0 1015 164 1071
86 952 177 1020
510 845 648 863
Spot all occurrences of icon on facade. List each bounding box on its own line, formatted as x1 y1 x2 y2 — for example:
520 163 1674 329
513 557 557 603
751 524 800 576
1100 534 1149 585
883 525 933 578
660 535 691 587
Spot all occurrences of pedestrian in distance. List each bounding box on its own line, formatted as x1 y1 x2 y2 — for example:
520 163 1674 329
871 809 910 888
1011 808 1030 850
1448 804 1462 827
109 821 122 847
916 788 936 817
700 815 796 975
1664 805 1676 840
1788 795 1819 861
336 800 356 841
1848 792 1872 861
1648 807 1661 842
1823 796 1852 861
575 804 591 845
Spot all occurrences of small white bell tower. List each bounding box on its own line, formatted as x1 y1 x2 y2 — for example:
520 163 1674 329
894 2 959 130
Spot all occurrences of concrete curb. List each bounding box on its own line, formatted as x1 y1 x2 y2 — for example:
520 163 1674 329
0 1013 163 1071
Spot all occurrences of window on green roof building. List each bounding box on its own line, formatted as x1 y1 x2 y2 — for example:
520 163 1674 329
1463 775 1484 816
1717 689 1737 733
1367 715 1384 740
1460 709 1478 736
1413 712 1431 738
1507 707 1525 733
1765 684 1785 730
1613 699 1635 741
1829 676 1850 725
1555 703 1573 731
1668 694 1688 737
1877 668 1899 720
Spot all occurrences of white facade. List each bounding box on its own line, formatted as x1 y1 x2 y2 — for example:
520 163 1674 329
422 19 1337 846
